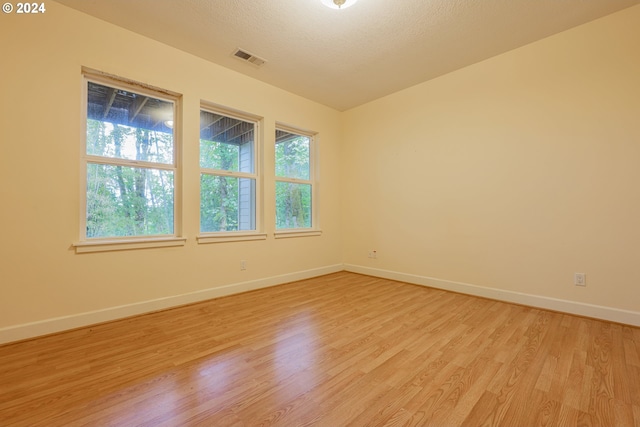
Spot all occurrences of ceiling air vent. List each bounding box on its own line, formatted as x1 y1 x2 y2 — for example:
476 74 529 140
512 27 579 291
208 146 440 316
232 48 266 67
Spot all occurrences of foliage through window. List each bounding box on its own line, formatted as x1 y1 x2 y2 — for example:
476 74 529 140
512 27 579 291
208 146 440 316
275 128 314 229
200 109 257 233
84 78 178 239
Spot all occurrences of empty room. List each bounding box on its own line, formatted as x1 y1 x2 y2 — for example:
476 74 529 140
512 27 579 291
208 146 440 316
1 0 640 425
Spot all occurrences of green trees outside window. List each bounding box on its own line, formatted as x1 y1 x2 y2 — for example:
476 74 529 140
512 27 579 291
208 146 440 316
200 110 257 232
275 130 313 229
83 77 317 241
84 80 176 239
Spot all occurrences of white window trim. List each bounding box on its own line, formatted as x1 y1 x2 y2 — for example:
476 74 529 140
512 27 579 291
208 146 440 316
198 102 263 241
73 237 187 254
76 69 183 252
197 232 268 244
274 230 322 239
274 123 320 236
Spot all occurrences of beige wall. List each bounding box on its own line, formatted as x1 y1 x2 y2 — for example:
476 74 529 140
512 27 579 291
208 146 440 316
2 3 639 342
343 5 640 315
0 2 343 340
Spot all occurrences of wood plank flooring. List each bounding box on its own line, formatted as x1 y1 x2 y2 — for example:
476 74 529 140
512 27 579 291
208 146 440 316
1 271 639 426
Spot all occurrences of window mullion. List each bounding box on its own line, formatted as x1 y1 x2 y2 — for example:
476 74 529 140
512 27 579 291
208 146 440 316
275 177 312 185
200 168 255 179
86 155 176 171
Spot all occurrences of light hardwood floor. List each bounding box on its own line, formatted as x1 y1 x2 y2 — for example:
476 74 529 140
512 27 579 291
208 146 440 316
1 272 639 426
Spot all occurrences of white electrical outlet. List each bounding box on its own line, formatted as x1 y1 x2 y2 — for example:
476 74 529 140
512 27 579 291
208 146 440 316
368 250 377 259
574 273 586 287
240 260 246 271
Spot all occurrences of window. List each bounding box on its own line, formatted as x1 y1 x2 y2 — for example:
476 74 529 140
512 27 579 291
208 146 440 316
275 127 317 232
81 75 180 246
200 107 259 234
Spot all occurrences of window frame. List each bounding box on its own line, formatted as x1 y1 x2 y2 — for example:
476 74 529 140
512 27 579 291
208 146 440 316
197 102 266 244
274 123 321 238
74 69 185 253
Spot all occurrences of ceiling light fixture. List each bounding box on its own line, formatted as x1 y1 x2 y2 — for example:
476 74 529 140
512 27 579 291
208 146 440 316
321 0 358 9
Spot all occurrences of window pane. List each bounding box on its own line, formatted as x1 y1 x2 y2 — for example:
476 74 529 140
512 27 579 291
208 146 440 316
200 110 254 173
275 182 311 229
275 131 310 180
201 174 256 232
199 139 240 171
87 82 174 164
87 164 174 238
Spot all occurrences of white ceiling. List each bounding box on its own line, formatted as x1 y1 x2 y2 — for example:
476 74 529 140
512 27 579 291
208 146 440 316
55 0 639 111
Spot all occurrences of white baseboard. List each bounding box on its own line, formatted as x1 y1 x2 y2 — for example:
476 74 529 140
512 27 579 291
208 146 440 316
0 264 343 345
4 263 638 345
345 264 640 327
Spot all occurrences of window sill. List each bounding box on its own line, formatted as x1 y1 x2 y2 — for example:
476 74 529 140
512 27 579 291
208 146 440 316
197 232 268 244
73 237 187 254
274 229 322 239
